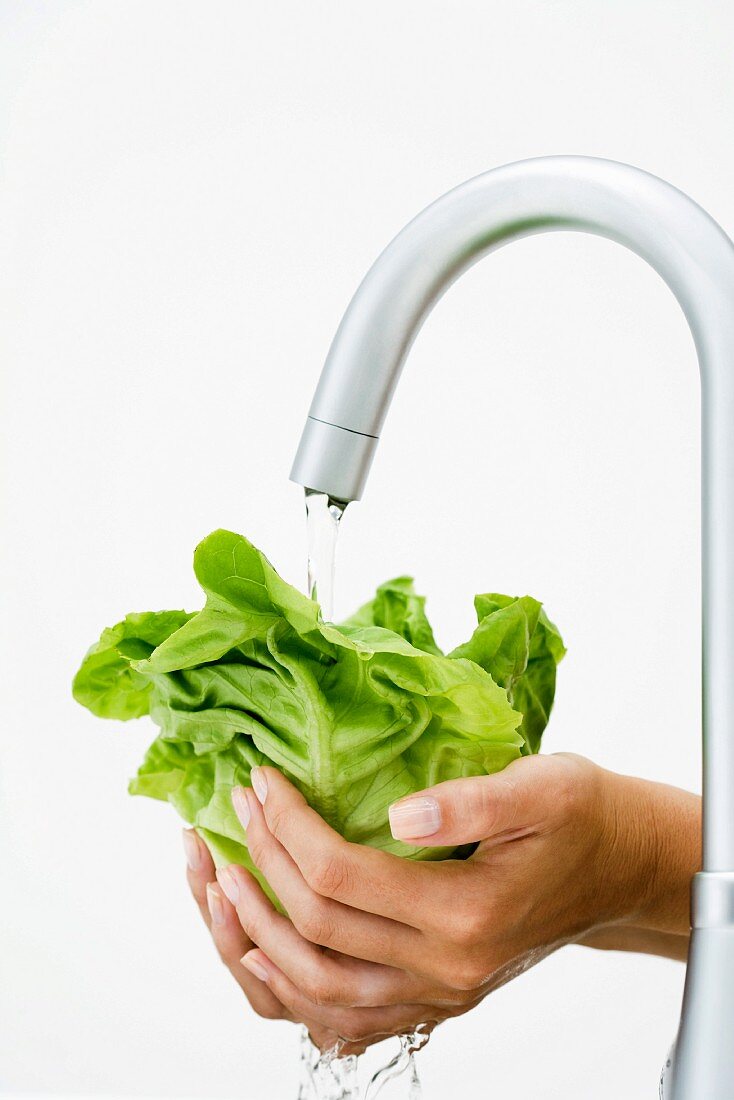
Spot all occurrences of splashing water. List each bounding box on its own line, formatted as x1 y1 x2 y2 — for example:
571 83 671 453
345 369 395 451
364 1030 430 1099
297 1028 359 1100
297 1027 431 1100
305 490 347 621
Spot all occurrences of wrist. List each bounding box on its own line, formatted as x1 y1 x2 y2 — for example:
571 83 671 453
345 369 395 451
599 769 701 937
579 925 690 961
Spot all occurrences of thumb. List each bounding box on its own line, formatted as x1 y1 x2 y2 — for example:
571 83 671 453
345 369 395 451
388 755 563 848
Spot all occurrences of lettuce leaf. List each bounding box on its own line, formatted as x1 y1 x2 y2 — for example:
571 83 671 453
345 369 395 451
72 530 564 876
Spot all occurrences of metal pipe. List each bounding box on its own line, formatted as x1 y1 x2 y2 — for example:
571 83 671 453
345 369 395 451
290 157 734 1096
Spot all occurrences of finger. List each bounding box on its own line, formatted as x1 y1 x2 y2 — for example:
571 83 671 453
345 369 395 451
239 787 427 974
241 948 447 1042
304 1019 439 1058
218 860 442 989
205 882 288 1021
305 1027 370 1058
184 829 289 1020
183 828 217 927
387 754 569 849
241 768 466 927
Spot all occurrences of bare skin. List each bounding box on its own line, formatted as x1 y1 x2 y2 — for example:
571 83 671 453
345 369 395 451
183 753 701 1054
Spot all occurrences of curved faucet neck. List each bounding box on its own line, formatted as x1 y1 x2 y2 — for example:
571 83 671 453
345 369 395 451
290 156 734 872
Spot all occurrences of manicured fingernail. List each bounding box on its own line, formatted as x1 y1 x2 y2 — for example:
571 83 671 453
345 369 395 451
241 951 269 982
206 883 225 925
217 866 239 906
251 766 268 804
388 796 442 839
182 829 203 870
232 786 250 829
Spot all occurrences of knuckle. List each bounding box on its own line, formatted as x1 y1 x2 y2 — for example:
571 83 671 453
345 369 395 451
218 945 249 979
246 836 267 869
552 767 582 819
305 1026 334 1052
252 1001 284 1021
194 894 210 921
447 906 485 948
307 851 351 898
469 781 502 834
265 804 289 841
304 976 341 1008
186 867 204 894
542 754 588 819
237 908 259 941
450 960 489 992
292 902 335 946
463 910 488 945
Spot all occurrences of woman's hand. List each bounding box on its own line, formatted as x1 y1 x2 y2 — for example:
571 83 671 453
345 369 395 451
185 753 700 1049
182 825 441 1054
182 828 289 1022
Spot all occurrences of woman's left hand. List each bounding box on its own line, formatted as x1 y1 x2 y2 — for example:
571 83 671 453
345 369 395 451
213 755 699 1047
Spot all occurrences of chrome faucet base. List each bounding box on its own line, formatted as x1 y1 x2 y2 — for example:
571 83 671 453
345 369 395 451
670 921 734 1095
666 875 734 1096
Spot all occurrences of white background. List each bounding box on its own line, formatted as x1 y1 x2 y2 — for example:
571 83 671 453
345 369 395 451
1 1 731 1097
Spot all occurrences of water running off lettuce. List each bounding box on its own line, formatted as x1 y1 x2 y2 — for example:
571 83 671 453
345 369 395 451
73 528 565 895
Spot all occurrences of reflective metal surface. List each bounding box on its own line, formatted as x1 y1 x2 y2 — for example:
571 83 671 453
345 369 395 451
290 157 734 1096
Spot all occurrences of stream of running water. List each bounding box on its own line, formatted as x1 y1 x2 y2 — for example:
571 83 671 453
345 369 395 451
301 490 430 1098
305 489 346 620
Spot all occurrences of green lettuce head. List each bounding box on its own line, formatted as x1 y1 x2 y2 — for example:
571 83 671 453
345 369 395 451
73 530 564 889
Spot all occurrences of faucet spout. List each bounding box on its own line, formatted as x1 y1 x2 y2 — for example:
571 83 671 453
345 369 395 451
290 157 734 1097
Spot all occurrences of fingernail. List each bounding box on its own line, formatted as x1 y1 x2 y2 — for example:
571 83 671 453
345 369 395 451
206 883 225 925
388 796 442 839
232 786 251 829
217 866 240 906
251 766 268 805
241 951 269 982
183 829 203 870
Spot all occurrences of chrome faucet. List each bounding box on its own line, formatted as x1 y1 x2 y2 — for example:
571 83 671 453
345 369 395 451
290 156 734 1098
